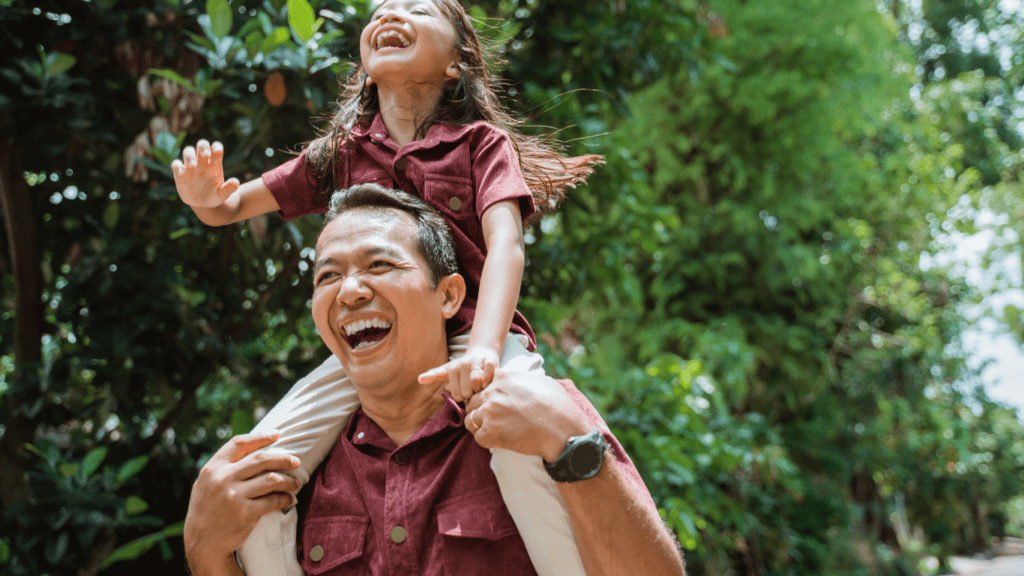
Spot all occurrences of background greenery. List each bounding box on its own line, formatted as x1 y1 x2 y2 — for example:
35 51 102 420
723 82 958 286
2 0 1023 574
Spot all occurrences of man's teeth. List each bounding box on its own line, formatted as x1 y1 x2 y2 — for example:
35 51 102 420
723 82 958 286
343 317 392 336
376 30 411 50
354 339 382 349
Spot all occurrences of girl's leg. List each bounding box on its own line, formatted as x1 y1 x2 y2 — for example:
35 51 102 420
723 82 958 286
235 354 360 576
449 333 588 576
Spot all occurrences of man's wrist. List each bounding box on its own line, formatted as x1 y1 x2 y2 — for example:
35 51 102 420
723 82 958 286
543 427 610 483
540 419 594 463
187 552 243 576
539 397 592 462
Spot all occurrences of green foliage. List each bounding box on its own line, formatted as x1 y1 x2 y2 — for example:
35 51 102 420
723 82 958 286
3 440 153 575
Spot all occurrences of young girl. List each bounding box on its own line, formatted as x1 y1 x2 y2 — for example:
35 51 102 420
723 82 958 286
172 0 602 574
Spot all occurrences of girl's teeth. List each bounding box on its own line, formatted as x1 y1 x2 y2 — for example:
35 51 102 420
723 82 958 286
376 30 411 49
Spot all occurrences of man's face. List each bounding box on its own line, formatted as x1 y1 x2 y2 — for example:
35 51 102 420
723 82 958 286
311 208 459 391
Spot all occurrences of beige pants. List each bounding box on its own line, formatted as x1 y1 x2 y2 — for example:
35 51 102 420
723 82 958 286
235 333 586 576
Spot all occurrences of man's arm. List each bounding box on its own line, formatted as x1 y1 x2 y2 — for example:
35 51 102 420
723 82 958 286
184 432 300 576
465 374 686 576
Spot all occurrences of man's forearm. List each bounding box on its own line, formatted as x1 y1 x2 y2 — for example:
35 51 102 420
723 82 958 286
187 552 245 576
558 456 685 576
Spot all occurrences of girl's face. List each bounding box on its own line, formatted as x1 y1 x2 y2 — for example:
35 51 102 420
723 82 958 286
359 0 461 88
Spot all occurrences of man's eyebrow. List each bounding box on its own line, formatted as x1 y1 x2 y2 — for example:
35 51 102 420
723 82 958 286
364 245 404 260
312 256 335 277
312 246 404 276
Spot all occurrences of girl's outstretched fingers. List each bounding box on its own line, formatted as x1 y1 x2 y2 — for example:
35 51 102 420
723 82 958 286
418 365 449 386
171 139 239 208
227 430 281 463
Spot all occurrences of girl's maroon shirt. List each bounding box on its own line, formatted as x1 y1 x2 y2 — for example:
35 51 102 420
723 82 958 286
262 114 538 349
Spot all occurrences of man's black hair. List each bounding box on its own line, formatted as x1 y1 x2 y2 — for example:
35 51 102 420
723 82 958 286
324 184 460 287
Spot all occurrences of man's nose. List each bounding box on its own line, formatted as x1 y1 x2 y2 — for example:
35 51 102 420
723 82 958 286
336 274 372 307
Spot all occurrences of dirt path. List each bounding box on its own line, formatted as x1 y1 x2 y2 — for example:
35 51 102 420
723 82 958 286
950 538 1024 576
950 555 1024 576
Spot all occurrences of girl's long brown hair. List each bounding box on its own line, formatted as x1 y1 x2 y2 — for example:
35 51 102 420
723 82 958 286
305 0 603 223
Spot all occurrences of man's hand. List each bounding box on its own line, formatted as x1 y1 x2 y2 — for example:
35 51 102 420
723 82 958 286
419 346 500 402
172 139 240 208
467 375 687 576
184 431 300 576
463 371 590 462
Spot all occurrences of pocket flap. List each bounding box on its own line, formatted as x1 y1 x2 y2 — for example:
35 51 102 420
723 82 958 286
300 515 368 573
436 488 518 540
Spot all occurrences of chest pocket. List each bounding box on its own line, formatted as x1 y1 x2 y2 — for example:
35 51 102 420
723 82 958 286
436 488 536 575
423 175 476 221
300 515 369 575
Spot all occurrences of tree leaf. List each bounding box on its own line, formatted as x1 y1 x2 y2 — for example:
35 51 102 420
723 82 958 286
148 69 194 90
262 26 291 54
100 533 161 568
207 0 233 40
124 495 149 515
287 0 315 43
116 455 150 485
103 202 121 229
45 532 68 565
81 447 107 479
45 53 76 76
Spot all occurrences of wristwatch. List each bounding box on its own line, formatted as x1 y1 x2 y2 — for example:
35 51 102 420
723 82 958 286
543 427 609 483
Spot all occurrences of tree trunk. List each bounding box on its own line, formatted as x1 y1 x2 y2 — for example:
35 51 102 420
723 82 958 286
0 136 41 508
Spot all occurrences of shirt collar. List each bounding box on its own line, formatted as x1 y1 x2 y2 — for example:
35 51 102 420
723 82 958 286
347 395 466 450
349 113 479 147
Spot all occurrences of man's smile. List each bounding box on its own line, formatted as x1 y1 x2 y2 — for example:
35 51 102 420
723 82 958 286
341 315 393 350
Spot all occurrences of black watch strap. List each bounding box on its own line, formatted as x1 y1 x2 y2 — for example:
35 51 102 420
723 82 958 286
543 427 609 483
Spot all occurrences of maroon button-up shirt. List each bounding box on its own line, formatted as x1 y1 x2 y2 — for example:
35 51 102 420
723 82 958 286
297 380 656 575
262 115 538 349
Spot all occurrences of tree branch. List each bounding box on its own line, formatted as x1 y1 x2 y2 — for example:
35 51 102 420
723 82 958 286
0 136 42 508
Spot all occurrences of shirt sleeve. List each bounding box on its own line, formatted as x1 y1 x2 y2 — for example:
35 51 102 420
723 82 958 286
261 151 325 221
557 379 661 515
470 125 537 224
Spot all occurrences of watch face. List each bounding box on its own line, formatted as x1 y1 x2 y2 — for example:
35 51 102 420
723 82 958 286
569 442 604 477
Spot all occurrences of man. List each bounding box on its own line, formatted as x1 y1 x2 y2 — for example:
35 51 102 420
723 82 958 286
184 184 685 575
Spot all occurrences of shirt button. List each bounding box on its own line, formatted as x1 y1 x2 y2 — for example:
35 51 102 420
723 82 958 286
448 197 463 211
395 157 408 171
356 432 365 439
309 546 325 562
394 450 410 465
373 133 383 140
390 526 407 543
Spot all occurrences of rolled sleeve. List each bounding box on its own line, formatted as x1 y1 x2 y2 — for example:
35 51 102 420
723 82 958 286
261 152 323 221
557 379 661 515
470 128 536 223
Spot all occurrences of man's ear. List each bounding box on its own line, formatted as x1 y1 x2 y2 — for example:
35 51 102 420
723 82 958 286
437 273 466 320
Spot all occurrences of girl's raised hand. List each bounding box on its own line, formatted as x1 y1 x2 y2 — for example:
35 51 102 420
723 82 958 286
172 139 240 208
418 346 500 402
